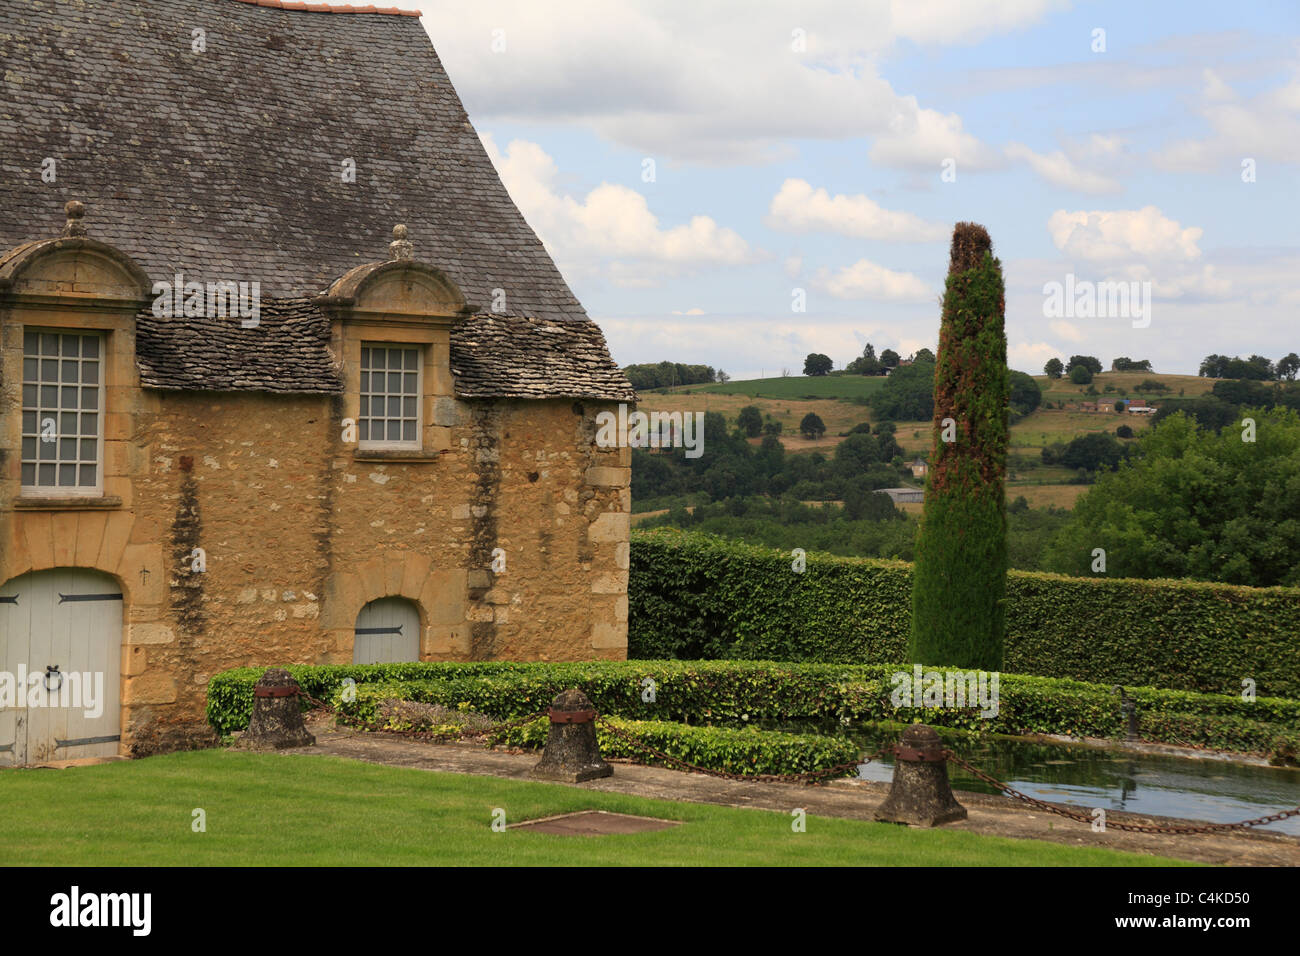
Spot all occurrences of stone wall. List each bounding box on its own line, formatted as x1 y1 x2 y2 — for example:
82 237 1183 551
0 233 632 759
0 384 631 753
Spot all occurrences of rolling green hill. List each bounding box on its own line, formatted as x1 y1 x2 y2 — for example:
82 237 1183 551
662 374 888 401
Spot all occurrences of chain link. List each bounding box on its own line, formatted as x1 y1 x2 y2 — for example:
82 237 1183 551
945 751 1300 835
297 688 1300 830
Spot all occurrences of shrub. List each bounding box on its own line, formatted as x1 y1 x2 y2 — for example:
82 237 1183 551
1069 365 1093 385
799 412 826 439
1008 370 1042 415
736 405 763 437
628 529 1300 697
495 717 861 777
206 660 1300 760
912 222 1007 670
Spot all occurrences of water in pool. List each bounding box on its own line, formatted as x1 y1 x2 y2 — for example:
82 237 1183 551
780 722 1300 836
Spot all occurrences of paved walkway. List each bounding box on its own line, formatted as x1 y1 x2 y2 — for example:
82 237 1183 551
284 718 1300 866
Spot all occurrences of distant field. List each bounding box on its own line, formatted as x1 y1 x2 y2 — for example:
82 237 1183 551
1011 408 1152 449
638 481 1089 521
1035 371 1211 405
636 391 876 454
632 370 1200 508
665 374 888 401
1007 484 1089 509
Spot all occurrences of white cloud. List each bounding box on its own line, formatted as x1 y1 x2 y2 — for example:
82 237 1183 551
1049 320 1084 342
481 134 757 284
766 178 948 241
1047 206 1203 262
810 258 933 301
1154 68 1300 171
671 307 708 315
1108 263 1233 300
869 102 1000 169
1008 341 1060 371
888 0 1068 46
1005 142 1122 194
419 1 1015 165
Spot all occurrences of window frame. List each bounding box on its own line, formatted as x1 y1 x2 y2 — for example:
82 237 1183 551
357 342 424 451
19 328 106 498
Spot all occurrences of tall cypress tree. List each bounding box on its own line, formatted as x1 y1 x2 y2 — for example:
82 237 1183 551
909 222 1008 670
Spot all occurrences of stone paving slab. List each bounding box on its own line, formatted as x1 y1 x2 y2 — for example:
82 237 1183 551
279 719 1300 866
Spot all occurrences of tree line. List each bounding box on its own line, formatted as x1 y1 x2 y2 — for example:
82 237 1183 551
622 361 725 391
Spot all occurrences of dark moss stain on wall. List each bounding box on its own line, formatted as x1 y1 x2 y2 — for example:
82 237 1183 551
311 395 343 597
468 402 500 659
169 465 204 633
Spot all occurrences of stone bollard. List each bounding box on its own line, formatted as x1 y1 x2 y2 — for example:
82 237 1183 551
873 724 967 826
529 688 612 783
234 668 316 751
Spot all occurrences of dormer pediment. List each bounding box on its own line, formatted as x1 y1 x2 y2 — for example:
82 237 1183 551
319 228 476 329
0 204 152 307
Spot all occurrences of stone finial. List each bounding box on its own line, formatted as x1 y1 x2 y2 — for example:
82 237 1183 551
389 223 413 260
62 200 87 238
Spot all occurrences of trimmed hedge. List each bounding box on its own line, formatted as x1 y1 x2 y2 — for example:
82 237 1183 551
206 660 1300 760
495 716 861 777
629 529 1300 698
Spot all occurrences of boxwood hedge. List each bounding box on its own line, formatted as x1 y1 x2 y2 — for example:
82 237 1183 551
629 529 1300 698
206 660 1300 760
325 687 860 778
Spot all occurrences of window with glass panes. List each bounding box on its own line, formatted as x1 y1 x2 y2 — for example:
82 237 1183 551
21 330 103 493
359 345 421 447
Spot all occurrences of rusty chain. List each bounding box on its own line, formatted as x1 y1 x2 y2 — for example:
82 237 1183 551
944 751 1300 835
295 687 1300 829
297 689 876 784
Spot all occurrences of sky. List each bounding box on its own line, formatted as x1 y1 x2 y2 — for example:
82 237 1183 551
412 0 1300 379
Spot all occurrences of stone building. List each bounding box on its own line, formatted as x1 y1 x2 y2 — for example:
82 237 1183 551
0 0 635 764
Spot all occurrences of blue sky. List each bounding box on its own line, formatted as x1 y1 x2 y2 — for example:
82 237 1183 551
415 0 1299 378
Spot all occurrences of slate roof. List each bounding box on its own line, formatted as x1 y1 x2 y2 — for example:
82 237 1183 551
135 298 341 394
452 315 637 402
133 298 638 401
1 0 634 401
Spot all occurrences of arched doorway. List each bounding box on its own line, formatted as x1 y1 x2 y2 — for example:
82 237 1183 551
353 597 420 664
0 568 123 766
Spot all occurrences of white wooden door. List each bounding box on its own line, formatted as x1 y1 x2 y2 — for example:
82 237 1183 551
0 569 122 766
353 597 420 664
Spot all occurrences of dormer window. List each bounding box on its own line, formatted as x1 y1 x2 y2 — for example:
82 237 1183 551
358 344 422 448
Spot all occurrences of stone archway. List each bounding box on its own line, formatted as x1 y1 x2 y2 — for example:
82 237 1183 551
320 553 469 662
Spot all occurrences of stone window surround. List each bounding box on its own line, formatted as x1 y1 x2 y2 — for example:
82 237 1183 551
357 341 424 451
21 327 106 497
322 259 470 464
5 310 137 512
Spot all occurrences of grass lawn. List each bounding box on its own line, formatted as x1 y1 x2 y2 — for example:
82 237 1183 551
0 750 1189 866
